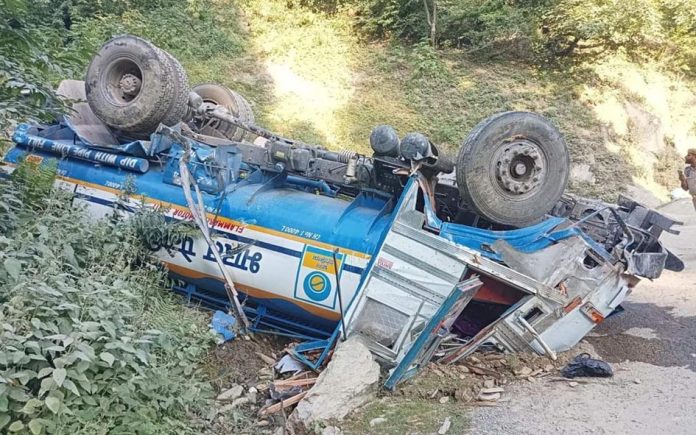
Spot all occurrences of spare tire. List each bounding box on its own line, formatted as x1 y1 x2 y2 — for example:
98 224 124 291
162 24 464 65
192 83 255 142
85 35 189 136
456 111 570 227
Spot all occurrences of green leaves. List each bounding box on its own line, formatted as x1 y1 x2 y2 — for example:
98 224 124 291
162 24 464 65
3 258 21 281
0 171 214 433
44 397 60 414
51 369 66 388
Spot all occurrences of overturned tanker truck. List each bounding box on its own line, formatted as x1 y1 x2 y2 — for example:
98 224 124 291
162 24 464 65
1 35 684 388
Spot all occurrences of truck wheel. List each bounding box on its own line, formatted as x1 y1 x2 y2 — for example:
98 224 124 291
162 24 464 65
192 83 255 142
85 35 189 136
158 49 190 127
456 111 570 227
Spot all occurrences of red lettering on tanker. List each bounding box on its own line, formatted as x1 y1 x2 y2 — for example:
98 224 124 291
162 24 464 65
171 209 244 233
377 257 393 270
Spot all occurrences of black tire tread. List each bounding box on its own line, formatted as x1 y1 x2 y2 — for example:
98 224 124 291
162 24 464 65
456 111 570 227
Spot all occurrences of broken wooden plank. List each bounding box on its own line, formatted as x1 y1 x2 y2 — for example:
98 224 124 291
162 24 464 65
259 392 308 416
273 377 317 388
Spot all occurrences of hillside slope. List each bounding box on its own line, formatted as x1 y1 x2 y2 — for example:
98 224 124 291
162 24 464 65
176 0 696 203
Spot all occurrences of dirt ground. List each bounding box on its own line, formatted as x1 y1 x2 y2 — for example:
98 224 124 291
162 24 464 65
469 198 696 435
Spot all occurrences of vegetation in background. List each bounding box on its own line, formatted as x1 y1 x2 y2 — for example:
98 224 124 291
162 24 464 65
0 159 217 434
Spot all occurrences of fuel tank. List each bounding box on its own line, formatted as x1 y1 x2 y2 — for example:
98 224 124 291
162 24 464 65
1 124 396 335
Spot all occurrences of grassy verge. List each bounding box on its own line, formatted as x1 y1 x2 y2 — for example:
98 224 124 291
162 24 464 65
0 160 218 434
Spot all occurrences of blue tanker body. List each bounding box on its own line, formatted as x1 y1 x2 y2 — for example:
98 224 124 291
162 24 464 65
2 123 397 337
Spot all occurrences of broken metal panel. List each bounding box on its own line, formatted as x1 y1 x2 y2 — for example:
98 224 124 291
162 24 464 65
384 277 482 390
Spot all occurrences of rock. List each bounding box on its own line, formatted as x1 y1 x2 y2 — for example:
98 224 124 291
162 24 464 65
257 420 270 427
483 379 495 389
517 366 533 376
290 336 380 429
454 389 472 402
634 378 642 384
544 364 554 372
458 365 470 374
219 397 250 413
258 367 273 380
247 390 258 403
217 384 244 402
459 374 467 380
529 369 543 377
438 417 452 435
249 387 258 394
480 387 504 394
322 426 342 435
256 352 277 366
439 396 450 404
369 417 387 427
568 382 579 388
478 392 501 401
432 368 445 377
273 427 284 435
231 397 249 408
255 383 268 391
469 356 482 364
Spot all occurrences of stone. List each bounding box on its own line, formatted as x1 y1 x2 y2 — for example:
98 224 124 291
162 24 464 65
438 417 452 435
290 336 380 429
517 366 533 376
257 420 270 427
439 396 450 404
458 365 470 374
568 382 579 388
469 356 482 364
634 378 642 384
454 389 472 402
231 397 249 408
432 368 445 377
322 426 342 435
544 364 554 372
369 417 387 427
483 379 495 389
478 392 501 401
217 384 244 402
480 387 504 394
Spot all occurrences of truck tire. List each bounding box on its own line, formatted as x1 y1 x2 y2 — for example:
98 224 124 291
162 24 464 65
85 35 188 136
158 49 190 127
192 83 255 142
456 111 570 227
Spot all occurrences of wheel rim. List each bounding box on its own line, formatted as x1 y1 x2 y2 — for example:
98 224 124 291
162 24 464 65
104 58 143 106
491 139 546 197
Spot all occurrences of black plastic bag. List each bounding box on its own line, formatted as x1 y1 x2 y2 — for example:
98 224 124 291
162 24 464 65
561 353 613 378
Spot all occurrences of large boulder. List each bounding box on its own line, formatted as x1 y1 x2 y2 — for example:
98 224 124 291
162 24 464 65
290 336 380 428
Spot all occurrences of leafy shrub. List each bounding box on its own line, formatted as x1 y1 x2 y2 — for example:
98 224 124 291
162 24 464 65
0 159 216 434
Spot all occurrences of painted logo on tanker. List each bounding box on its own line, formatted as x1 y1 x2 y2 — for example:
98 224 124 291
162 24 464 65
294 246 345 309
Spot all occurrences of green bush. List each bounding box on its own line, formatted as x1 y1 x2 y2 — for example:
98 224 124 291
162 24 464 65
0 159 216 434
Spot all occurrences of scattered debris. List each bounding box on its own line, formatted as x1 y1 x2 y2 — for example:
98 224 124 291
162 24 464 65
369 417 387 427
210 310 237 342
517 366 533 377
290 336 380 428
217 384 244 402
561 353 614 378
256 352 277 366
438 417 452 435
275 354 307 374
260 391 307 416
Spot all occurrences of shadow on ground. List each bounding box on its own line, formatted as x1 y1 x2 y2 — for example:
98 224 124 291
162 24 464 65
587 300 696 371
